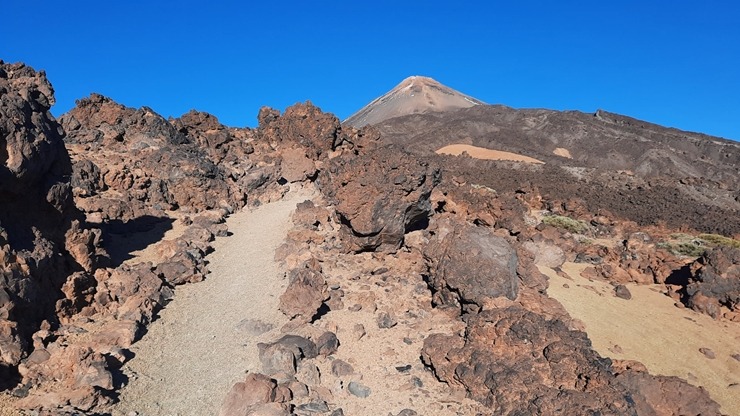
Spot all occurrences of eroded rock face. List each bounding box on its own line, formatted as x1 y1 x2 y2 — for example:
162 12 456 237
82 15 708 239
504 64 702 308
61 95 268 221
319 146 440 252
0 61 101 370
421 306 720 415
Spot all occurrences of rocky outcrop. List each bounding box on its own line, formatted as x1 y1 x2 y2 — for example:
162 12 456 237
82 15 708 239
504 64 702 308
683 247 740 320
421 306 721 415
0 61 103 374
319 146 440 252
61 95 273 222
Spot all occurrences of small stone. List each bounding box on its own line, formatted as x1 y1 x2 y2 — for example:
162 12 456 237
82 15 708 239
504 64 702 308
348 304 362 312
352 324 366 341
402 337 413 345
562 283 570 288
731 353 740 362
316 332 339 356
395 365 411 373
330 409 345 416
699 347 716 359
372 267 389 275
296 401 330 413
614 284 632 300
395 410 418 416
331 359 355 377
411 377 423 387
376 311 397 329
348 381 371 398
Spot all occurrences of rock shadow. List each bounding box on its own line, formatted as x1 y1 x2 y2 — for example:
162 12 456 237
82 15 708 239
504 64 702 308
100 215 175 267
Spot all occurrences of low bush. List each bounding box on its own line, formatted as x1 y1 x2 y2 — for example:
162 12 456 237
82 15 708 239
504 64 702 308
541 215 590 234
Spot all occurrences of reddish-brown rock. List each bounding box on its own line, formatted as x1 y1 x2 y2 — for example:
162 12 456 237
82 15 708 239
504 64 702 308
319 146 440 252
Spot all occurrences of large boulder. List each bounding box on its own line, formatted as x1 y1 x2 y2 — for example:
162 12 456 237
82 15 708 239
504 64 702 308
319 146 440 252
425 220 519 309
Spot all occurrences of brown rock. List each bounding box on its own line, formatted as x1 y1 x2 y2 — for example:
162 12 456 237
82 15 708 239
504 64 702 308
421 306 720 415
319 146 440 252
280 147 317 182
278 260 328 321
219 373 280 416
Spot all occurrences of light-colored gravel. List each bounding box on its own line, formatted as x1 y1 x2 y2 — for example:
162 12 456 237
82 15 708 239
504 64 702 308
111 186 314 416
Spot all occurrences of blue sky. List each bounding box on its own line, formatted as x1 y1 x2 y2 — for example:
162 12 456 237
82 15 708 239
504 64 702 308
3 1 739 140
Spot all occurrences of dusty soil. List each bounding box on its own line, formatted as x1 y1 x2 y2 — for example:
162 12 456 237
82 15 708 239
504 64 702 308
109 186 315 416
0 394 20 416
436 144 544 164
540 262 740 415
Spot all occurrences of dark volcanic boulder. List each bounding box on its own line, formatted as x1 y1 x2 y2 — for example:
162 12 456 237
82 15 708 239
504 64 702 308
0 61 100 368
425 220 519 308
421 306 721 415
684 247 740 319
319 146 440 252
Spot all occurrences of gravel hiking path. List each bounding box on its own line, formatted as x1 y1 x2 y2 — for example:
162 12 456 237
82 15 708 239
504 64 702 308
111 186 315 416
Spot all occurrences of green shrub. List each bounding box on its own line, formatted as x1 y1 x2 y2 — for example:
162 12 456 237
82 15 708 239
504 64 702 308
541 215 590 234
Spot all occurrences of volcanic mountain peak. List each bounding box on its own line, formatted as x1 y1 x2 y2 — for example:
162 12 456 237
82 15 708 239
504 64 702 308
344 75 485 127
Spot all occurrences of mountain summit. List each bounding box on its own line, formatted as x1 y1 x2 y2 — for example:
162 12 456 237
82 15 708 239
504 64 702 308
344 76 485 127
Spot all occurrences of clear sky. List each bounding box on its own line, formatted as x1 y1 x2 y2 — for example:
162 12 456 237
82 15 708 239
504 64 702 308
3 1 739 140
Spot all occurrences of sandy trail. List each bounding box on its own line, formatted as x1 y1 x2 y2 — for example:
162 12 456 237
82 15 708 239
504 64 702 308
111 186 314 416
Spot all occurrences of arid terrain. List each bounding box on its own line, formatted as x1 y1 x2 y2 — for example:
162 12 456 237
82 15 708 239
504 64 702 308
1 62 739 416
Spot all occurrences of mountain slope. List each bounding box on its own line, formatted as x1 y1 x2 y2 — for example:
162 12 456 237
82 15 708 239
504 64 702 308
344 76 485 127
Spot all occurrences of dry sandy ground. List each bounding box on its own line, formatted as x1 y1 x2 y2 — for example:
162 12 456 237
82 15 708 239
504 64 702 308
540 262 740 415
110 186 315 416
553 147 572 158
0 394 19 416
436 144 544 164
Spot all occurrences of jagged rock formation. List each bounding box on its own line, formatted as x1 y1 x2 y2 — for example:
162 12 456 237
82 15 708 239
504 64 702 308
318 145 440 252
344 76 485 128
0 61 103 383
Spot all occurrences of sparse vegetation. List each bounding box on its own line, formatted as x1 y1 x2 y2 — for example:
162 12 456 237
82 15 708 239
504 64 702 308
698 233 740 249
656 241 707 257
657 232 740 257
541 214 590 234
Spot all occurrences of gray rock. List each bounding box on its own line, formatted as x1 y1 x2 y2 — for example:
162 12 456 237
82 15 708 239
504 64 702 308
296 401 330 414
376 311 397 329
348 381 371 398
614 284 632 300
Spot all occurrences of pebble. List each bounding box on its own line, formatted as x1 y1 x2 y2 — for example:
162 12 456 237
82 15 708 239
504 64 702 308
377 311 397 329
348 381 372 398
699 347 716 359
614 284 632 300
